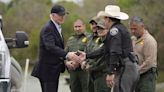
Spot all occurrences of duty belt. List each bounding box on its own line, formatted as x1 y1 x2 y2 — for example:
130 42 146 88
120 57 134 66
141 67 157 76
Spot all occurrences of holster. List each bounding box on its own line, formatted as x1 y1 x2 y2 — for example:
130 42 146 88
120 52 138 65
128 52 139 64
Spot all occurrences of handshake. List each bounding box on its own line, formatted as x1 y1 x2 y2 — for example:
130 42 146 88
65 51 87 70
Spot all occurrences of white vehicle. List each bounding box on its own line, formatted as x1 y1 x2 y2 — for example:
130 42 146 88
0 16 29 92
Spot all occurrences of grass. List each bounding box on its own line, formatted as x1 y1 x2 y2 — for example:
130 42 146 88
157 71 164 83
156 71 164 92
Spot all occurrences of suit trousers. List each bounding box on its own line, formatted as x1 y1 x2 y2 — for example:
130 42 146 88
39 79 59 92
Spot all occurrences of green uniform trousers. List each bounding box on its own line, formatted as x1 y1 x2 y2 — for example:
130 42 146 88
70 70 89 92
94 74 110 92
88 77 94 92
89 73 110 92
135 68 157 92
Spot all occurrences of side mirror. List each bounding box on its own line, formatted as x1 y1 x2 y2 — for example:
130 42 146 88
15 31 29 48
5 31 29 49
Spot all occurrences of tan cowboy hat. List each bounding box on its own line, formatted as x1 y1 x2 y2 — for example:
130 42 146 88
97 5 129 20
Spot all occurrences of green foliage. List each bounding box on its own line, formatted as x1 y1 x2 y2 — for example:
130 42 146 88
26 28 40 60
83 0 115 18
59 2 81 39
0 2 7 14
0 0 163 69
117 0 137 8
2 0 51 64
157 71 164 83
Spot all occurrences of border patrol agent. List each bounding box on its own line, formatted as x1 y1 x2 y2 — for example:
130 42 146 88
65 19 89 92
102 5 139 92
84 5 139 92
129 16 157 92
84 16 110 92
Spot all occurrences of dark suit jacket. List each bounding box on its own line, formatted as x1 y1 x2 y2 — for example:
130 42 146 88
31 20 67 82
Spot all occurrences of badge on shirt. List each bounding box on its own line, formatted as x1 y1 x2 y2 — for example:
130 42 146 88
82 37 87 43
136 39 144 45
140 40 144 45
110 28 119 36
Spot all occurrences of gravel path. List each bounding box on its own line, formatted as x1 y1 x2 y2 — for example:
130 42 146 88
21 73 70 92
20 72 164 92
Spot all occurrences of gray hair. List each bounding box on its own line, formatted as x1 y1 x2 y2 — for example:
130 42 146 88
129 16 144 26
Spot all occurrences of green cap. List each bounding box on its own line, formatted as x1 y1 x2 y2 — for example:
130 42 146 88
97 19 106 29
89 16 100 24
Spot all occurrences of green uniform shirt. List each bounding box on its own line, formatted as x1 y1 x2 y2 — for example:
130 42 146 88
86 34 107 72
65 32 90 70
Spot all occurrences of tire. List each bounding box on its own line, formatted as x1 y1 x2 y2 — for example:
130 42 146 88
10 57 23 91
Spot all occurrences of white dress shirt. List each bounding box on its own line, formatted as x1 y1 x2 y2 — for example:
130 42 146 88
51 18 63 38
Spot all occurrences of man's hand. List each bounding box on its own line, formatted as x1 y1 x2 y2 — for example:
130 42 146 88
85 64 91 71
80 61 91 71
78 50 86 63
106 74 115 88
81 61 87 70
66 52 79 62
65 60 79 70
66 51 87 70
65 61 74 70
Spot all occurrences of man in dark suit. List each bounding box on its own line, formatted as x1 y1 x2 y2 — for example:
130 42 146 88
31 4 79 92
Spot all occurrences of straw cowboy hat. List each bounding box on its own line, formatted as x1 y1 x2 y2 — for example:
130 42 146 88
97 5 129 20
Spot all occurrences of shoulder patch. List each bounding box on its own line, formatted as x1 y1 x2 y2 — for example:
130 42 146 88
110 28 119 36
